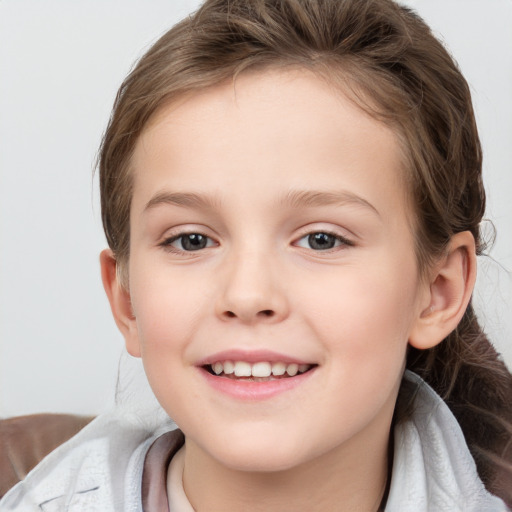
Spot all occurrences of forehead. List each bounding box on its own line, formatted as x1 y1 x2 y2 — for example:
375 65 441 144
130 68 408 219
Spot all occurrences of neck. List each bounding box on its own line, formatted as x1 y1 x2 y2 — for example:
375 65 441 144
182 425 391 512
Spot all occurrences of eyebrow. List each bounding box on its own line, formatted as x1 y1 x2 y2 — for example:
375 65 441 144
144 191 221 212
280 189 380 217
144 189 380 217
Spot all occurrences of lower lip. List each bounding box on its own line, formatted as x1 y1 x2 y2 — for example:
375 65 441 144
199 367 316 401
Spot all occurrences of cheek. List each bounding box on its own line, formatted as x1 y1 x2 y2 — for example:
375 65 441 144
130 260 209 345
298 259 420 359
136 298 195 357
130 281 201 414
128 264 217 399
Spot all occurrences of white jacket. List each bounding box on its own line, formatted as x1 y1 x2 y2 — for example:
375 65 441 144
0 371 508 511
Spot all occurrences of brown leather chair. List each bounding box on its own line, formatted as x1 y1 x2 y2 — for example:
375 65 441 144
0 413 94 498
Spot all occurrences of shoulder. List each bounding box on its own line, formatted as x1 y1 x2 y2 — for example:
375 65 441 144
0 412 165 512
386 371 509 512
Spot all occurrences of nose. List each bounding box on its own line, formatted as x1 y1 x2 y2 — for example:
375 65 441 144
215 250 289 324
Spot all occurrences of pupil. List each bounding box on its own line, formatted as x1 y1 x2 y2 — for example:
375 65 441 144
182 234 207 251
308 233 335 250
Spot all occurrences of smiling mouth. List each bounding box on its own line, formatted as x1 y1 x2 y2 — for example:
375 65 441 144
204 361 315 381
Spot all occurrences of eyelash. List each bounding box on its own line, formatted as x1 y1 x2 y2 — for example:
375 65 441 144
159 232 217 253
159 230 354 254
294 231 354 252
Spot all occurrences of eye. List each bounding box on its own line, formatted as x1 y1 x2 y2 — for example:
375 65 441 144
163 233 216 252
295 232 352 251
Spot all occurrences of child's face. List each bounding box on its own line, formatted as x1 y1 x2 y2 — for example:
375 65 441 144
122 69 429 472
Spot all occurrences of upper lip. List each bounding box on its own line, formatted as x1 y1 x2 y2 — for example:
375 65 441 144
196 349 314 366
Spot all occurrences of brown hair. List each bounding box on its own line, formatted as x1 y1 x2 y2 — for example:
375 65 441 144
98 0 512 503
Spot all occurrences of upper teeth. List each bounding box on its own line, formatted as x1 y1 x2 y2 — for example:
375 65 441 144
210 361 311 377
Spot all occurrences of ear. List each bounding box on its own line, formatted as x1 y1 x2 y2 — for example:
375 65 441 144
409 231 477 350
100 249 141 358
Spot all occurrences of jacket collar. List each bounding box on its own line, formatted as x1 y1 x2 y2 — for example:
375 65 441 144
386 371 507 511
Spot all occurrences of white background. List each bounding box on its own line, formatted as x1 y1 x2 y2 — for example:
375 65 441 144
0 0 511 417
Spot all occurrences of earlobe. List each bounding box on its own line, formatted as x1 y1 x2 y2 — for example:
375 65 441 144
99 249 141 358
409 231 477 350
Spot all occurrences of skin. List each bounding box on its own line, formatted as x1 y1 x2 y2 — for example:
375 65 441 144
101 68 476 511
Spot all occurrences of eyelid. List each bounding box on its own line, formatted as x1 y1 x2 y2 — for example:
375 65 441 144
292 227 355 251
158 227 218 253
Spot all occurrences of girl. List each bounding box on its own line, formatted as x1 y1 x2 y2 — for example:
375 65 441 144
1 0 511 510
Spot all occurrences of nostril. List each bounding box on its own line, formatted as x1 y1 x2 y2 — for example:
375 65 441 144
221 309 276 320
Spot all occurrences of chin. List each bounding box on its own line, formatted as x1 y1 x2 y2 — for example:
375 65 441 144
217 449 305 473
202 432 314 474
